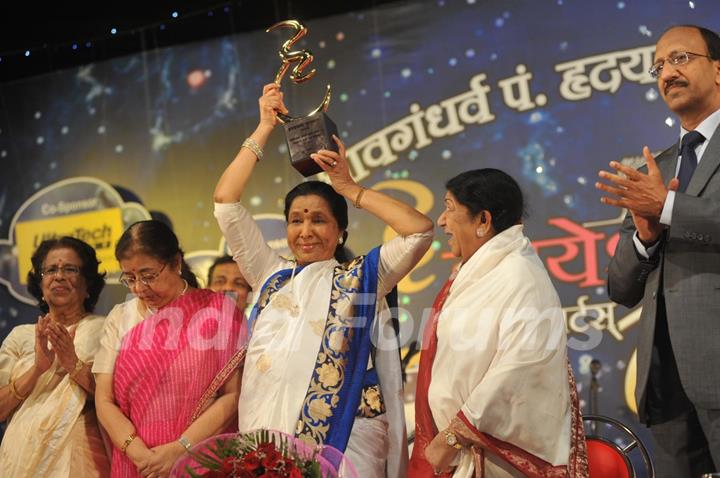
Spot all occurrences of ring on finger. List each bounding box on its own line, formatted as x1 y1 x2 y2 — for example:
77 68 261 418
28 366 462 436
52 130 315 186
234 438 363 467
331 160 338 167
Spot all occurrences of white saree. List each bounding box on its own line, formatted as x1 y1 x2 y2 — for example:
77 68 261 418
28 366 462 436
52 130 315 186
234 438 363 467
0 314 109 477
430 225 572 477
215 201 432 478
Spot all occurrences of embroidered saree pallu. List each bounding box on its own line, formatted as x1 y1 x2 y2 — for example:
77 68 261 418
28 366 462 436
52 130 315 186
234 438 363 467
216 199 430 477
249 248 383 452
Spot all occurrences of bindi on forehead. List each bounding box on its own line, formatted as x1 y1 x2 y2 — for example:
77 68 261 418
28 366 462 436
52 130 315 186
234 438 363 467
45 248 80 266
304 208 309 213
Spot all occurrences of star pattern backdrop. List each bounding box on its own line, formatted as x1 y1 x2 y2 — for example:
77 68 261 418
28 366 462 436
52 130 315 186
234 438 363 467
0 0 716 468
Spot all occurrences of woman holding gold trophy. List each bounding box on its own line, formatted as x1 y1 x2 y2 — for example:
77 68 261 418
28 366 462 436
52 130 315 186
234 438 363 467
213 83 433 477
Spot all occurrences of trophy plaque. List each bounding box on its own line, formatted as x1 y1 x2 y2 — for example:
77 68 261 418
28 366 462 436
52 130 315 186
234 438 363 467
267 20 337 177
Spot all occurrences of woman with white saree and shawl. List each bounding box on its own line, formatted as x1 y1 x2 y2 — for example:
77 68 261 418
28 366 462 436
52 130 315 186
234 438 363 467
0 236 109 477
213 83 434 477
408 169 588 477
94 220 248 478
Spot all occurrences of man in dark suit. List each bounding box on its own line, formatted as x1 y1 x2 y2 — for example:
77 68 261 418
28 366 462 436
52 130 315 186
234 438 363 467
596 25 720 476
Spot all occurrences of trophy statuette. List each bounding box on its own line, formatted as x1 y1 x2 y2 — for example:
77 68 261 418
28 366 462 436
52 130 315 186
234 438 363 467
266 19 338 177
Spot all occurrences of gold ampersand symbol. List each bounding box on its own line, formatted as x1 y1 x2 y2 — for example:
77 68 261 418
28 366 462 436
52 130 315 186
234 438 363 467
266 20 331 124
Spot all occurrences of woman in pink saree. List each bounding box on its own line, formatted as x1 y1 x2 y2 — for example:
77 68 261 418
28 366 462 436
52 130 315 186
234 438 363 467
94 220 248 478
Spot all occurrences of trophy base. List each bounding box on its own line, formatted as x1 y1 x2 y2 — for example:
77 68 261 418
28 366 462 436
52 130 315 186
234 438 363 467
282 112 339 177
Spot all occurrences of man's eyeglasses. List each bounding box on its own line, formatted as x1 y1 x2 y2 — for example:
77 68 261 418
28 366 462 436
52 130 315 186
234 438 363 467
119 263 167 288
41 265 81 278
649 51 713 79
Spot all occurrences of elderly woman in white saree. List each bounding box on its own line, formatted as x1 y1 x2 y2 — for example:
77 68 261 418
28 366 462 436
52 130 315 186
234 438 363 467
409 169 588 478
213 83 433 477
0 237 109 477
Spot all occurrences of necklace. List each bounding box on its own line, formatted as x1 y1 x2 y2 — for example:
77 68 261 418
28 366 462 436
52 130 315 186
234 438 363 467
145 279 189 315
51 310 89 327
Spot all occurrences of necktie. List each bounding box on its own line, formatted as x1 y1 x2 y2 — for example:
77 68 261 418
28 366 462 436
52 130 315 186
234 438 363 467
677 130 705 193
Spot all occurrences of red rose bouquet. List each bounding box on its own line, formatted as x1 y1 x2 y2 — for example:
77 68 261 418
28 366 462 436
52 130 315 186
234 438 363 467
170 430 357 478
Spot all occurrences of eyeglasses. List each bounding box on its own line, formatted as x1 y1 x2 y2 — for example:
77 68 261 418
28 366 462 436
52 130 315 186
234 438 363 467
41 265 81 278
119 263 167 288
649 51 713 79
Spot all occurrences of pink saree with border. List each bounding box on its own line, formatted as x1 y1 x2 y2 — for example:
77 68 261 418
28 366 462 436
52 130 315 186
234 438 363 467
111 289 247 478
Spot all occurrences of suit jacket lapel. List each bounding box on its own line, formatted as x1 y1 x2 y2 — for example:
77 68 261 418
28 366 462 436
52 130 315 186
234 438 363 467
688 123 720 196
656 143 679 184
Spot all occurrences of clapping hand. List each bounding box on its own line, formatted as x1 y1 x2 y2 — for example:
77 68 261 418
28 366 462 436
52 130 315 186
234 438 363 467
596 147 679 244
44 319 78 373
34 315 55 373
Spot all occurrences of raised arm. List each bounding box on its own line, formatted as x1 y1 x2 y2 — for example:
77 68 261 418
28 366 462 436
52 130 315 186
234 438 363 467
311 137 434 236
213 83 288 203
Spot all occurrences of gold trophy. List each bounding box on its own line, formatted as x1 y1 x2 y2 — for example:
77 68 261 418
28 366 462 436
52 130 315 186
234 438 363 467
266 20 338 177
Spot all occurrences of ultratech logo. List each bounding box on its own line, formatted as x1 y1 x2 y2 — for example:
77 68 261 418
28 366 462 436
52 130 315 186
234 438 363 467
32 224 114 251
15 207 124 283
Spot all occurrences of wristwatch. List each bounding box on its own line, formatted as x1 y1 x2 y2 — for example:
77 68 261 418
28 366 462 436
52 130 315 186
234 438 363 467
178 436 192 452
443 429 463 450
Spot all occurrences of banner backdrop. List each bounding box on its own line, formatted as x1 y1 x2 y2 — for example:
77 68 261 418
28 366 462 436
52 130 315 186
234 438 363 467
0 0 716 466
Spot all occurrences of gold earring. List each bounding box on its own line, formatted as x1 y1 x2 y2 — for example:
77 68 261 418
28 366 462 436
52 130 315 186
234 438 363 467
476 228 486 238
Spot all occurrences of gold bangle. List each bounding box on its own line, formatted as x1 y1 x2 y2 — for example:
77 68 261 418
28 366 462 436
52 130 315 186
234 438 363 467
354 187 367 209
241 138 263 161
9 379 28 401
120 432 137 455
69 359 85 380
